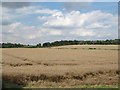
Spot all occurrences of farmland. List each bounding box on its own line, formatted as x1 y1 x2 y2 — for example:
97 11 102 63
2 45 119 88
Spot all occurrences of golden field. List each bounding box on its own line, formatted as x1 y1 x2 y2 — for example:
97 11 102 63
2 45 119 88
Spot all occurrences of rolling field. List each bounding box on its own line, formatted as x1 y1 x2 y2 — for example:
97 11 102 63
2 45 119 88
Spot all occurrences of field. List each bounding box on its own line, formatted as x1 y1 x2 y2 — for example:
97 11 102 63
2 45 119 88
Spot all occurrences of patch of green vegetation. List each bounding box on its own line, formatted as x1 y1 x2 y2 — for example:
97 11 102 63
3 84 119 90
24 85 118 88
3 81 118 89
72 85 118 88
3 81 24 89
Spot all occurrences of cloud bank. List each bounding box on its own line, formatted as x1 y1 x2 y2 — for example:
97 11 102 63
2 2 118 44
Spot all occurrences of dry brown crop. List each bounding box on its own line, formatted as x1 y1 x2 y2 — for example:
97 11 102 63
2 45 119 88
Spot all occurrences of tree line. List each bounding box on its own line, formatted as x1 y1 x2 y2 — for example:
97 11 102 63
1 39 120 48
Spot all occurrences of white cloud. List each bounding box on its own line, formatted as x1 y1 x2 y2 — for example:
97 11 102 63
42 10 117 28
2 22 63 44
2 4 118 44
70 29 96 36
86 23 111 29
2 22 39 42
35 8 58 15
48 30 62 36
2 7 14 20
41 10 117 37
16 6 61 16
43 11 73 27
16 6 37 15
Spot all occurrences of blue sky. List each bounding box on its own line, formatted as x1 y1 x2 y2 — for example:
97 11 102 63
31 2 118 14
2 2 118 44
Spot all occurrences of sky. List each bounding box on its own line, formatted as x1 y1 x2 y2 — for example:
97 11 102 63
1 2 118 44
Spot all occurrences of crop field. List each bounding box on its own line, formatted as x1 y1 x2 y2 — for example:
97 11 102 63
2 45 119 88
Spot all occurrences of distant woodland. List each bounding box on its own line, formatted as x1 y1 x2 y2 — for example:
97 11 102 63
1 39 120 48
